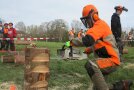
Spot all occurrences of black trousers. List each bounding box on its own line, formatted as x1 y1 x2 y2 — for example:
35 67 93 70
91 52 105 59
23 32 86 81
116 38 124 55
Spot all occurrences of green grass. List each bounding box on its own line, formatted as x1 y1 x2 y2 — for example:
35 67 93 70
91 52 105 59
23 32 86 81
0 42 134 90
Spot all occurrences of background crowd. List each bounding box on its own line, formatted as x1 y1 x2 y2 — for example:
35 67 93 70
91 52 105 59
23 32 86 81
0 21 17 51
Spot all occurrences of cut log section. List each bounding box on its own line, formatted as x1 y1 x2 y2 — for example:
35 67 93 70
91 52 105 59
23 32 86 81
30 80 48 88
123 48 128 54
1 55 14 63
15 40 32 45
32 53 49 62
31 65 49 73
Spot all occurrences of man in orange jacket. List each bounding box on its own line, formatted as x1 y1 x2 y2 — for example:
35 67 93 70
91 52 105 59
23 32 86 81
68 28 75 57
71 4 132 90
1 23 9 51
68 28 75 41
78 29 84 39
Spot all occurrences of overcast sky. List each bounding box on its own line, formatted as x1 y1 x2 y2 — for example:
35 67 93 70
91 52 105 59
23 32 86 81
0 0 133 29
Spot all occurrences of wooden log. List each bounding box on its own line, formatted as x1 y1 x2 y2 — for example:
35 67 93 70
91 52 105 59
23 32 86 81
30 80 48 88
1 55 14 63
123 48 128 54
24 47 50 90
15 40 32 45
32 53 49 63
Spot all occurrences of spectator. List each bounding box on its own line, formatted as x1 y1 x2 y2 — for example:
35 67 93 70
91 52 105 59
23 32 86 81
8 22 17 51
77 29 85 39
1 23 9 51
127 32 133 47
0 21 4 50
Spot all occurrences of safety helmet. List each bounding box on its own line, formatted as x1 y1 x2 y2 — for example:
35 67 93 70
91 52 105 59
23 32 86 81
114 6 128 12
80 5 99 28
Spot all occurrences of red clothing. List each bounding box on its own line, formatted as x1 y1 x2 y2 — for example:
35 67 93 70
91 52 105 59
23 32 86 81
8 28 17 38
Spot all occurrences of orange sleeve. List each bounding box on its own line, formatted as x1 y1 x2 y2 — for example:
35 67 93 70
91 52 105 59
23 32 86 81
86 25 104 42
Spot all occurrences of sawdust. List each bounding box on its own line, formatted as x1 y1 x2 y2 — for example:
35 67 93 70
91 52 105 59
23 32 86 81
74 73 84 78
68 83 83 89
0 81 22 90
48 86 65 90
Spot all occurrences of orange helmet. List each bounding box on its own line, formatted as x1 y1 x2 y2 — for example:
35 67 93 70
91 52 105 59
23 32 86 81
82 5 98 17
80 4 99 28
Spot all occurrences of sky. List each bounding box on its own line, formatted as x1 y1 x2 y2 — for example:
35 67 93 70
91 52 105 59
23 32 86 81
0 0 134 29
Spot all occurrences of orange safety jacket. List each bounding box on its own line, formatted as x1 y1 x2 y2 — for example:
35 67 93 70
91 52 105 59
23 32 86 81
69 30 74 36
84 19 120 69
68 30 75 40
78 31 82 38
4 28 8 34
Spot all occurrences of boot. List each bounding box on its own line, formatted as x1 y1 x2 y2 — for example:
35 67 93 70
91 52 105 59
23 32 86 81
113 80 133 90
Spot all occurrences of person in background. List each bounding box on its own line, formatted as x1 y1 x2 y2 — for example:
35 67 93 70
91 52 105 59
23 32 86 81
111 6 128 60
8 22 17 51
0 21 4 50
77 29 85 39
1 23 9 51
127 31 133 47
68 28 75 40
67 28 75 57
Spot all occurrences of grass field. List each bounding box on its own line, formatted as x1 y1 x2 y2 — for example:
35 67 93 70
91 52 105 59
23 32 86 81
0 41 134 90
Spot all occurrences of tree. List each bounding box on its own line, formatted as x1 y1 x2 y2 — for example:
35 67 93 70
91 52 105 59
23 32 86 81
48 19 69 41
71 20 82 33
15 21 26 33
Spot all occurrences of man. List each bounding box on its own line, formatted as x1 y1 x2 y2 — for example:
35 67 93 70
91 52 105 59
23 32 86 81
111 6 128 59
8 22 17 51
67 28 75 57
78 29 85 39
71 4 132 90
68 28 75 40
1 23 9 51
0 21 4 50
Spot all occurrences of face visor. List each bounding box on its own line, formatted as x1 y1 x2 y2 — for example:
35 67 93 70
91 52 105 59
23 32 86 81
80 9 94 29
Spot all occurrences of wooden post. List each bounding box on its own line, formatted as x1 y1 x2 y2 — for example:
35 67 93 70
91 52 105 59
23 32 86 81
24 48 50 90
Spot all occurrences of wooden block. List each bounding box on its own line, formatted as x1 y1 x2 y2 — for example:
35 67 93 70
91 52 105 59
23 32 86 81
14 51 25 64
15 40 32 45
24 48 50 90
123 48 128 54
30 80 48 89
32 53 49 63
31 65 49 73
1 55 14 63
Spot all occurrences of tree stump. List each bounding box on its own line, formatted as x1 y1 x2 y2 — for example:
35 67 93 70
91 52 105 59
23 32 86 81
24 48 50 90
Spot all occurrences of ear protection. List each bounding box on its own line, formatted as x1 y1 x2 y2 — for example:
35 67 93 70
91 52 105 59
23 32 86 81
92 12 99 21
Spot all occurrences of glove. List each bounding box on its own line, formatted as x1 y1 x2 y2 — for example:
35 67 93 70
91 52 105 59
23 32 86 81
82 35 95 47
